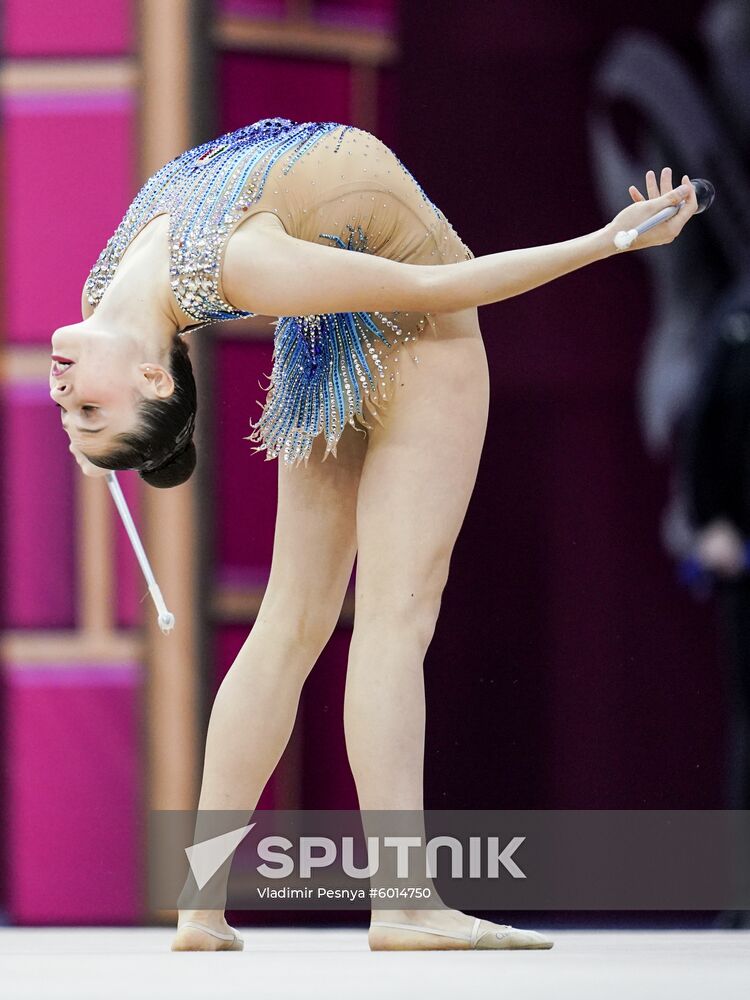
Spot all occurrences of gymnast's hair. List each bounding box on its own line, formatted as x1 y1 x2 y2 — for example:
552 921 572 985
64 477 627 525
84 334 197 489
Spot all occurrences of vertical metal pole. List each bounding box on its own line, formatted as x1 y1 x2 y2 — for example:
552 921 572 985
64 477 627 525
138 0 205 919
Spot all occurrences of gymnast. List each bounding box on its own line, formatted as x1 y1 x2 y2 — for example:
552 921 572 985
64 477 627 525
49 119 699 950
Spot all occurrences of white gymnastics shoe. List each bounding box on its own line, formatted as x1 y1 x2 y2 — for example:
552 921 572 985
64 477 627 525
171 919 244 952
369 916 553 951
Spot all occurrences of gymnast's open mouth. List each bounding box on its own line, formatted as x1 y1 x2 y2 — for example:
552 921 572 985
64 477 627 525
51 356 74 377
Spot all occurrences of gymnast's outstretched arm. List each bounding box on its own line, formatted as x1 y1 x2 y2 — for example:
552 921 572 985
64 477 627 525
222 171 698 318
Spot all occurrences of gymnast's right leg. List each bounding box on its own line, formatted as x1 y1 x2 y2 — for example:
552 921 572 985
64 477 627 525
172 422 367 951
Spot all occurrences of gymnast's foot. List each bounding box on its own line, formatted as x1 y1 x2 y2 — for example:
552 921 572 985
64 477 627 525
171 909 244 951
368 907 553 951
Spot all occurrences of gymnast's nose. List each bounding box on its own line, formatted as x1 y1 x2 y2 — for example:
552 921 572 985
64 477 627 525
51 378 72 398
50 382 72 403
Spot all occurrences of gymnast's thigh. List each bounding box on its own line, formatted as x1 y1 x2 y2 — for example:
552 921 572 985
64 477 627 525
354 306 490 607
260 421 368 627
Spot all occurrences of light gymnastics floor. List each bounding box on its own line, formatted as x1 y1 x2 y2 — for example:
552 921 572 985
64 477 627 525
1 927 748 999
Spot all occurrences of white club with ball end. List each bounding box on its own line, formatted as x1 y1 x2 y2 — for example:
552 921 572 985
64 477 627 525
613 177 716 250
105 471 176 634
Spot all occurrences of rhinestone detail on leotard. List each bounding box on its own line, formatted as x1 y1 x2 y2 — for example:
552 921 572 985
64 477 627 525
84 118 353 331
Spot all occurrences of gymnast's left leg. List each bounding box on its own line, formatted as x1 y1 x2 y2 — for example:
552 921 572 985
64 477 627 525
344 306 552 950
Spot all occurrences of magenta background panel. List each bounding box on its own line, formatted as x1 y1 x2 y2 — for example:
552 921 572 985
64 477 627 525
3 94 135 342
218 0 286 16
218 53 353 133
374 65 397 150
214 339 278 582
4 0 133 57
397 1 728 817
2 384 76 627
314 0 397 29
218 0 395 27
4 664 142 923
299 627 357 808
114 472 144 628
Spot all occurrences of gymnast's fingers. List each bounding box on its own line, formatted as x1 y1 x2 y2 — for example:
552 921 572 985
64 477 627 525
669 174 700 236
682 173 699 215
645 169 660 200
629 185 646 202
659 166 673 196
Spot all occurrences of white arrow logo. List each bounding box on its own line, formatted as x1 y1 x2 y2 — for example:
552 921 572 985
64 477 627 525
185 823 255 889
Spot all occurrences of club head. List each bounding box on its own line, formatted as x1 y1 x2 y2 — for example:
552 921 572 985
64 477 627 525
690 178 715 214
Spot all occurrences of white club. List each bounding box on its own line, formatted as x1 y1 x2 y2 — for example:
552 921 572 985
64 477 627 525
105 471 175 633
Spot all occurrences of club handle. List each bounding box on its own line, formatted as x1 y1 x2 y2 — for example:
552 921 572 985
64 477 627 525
105 471 175 633
614 203 681 250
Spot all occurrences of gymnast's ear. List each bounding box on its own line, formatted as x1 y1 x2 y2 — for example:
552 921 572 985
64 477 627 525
139 363 175 399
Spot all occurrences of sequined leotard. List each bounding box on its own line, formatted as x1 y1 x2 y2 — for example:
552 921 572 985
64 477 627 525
84 117 473 466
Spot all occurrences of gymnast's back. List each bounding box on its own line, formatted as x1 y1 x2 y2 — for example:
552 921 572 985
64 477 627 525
83 117 472 334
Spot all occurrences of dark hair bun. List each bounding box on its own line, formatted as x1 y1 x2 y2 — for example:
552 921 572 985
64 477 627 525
139 440 196 489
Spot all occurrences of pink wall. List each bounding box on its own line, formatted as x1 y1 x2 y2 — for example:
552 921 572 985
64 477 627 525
2 384 76 626
4 664 142 923
2 92 136 343
3 0 133 57
1 0 144 924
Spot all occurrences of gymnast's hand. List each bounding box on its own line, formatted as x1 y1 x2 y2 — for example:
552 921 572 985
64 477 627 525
68 439 109 478
605 167 699 251
695 518 746 578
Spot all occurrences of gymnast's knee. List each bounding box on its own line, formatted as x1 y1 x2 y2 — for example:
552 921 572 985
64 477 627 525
254 582 344 657
352 578 447 654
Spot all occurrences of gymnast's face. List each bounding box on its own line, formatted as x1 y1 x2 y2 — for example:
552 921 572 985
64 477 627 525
49 321 174 460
